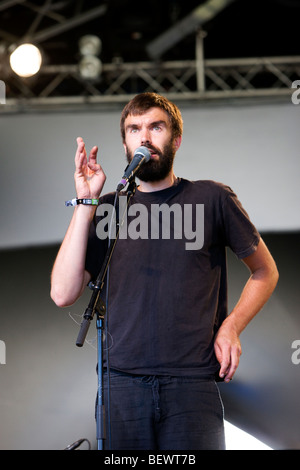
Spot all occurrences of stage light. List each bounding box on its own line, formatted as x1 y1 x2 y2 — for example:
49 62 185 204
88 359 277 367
79 55 102 80
78 35 102 81
9 43 42 77
79 35 102 56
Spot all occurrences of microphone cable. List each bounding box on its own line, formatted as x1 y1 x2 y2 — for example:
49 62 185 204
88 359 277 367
64 438 91 450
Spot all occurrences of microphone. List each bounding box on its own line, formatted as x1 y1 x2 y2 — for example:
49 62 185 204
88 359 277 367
116 146 151 191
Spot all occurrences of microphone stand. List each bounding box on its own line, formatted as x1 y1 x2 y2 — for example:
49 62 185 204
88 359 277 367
75 179 137 450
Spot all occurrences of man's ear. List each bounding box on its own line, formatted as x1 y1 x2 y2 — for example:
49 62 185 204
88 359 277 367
174 136 182 151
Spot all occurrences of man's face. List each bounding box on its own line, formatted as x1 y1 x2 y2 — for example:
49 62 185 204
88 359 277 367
123 107 181 182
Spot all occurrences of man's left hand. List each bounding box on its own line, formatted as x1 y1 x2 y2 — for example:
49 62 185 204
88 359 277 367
214 324 242 383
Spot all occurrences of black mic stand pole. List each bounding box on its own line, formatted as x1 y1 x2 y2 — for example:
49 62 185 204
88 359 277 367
75 179 137 450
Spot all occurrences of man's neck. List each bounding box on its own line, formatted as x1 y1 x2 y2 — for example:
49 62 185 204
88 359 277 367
137 172 177 193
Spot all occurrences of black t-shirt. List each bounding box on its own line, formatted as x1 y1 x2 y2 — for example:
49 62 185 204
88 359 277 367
85 178 260 378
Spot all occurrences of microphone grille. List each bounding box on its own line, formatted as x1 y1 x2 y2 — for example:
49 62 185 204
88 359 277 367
134 146 151 162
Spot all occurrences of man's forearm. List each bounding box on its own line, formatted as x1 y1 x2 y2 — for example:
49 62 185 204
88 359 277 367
50 205 96 307
223 262 279 335
214 238 279 382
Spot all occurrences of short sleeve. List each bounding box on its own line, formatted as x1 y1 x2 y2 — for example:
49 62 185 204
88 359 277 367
221 186 260 259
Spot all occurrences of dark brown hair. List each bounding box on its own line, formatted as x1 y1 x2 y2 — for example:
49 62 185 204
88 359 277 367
120 92 183 142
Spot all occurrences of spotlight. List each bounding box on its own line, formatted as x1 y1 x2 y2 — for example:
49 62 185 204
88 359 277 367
79 55 102 80
9 43 42 78
79 35 102 56
78 35 102 81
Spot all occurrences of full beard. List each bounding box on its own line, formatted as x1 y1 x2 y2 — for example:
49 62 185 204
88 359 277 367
125 140 176 183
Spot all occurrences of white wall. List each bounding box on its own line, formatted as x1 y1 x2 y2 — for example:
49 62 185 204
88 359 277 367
0 100 299 249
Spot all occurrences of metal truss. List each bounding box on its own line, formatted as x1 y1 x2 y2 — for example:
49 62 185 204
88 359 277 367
1 2 299 111
4 54 300 111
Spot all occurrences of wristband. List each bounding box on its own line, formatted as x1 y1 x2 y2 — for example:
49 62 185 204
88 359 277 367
65 197 99 207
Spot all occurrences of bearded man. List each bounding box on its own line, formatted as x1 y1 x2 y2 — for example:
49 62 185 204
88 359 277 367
51 93 278 450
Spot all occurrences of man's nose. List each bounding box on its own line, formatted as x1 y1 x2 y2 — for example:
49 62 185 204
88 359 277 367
140 128 151 146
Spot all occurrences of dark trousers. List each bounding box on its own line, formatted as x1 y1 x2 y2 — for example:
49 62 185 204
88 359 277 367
101 369 226 450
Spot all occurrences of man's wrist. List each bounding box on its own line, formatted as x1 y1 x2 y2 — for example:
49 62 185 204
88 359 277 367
65 197 99 207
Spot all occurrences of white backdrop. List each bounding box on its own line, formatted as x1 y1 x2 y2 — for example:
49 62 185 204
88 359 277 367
0 100 299 249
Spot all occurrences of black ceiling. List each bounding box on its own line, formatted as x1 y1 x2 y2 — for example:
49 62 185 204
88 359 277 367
0 0 299 100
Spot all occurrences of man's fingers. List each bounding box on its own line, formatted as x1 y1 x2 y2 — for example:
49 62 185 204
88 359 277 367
75 139 100 177
215 340 241 383
223 360 237 383
75 137 85 156
218 346 230 380
75 137 87 170
222 345 241 383
89 145 98 162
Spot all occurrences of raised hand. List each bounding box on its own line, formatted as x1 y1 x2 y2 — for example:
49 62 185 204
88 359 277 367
74 137 106 199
